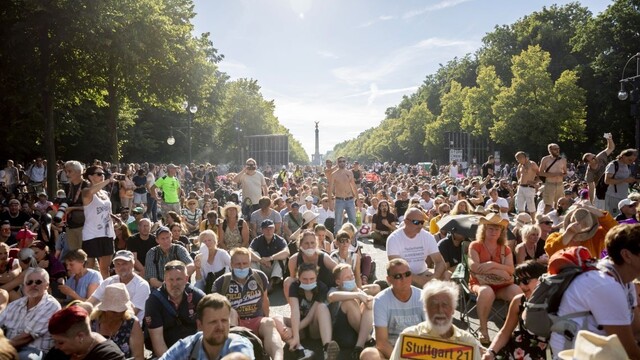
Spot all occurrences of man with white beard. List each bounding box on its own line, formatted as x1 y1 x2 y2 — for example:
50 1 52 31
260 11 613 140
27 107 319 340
389 280 483 360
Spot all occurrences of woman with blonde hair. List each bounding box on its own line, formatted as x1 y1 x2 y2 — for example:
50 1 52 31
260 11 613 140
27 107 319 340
194 230 230 293
515 224 548 265
450 199 472 215
468 213 522 346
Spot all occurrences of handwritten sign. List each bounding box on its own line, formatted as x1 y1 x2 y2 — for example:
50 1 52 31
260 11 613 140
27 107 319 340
399 334 474 360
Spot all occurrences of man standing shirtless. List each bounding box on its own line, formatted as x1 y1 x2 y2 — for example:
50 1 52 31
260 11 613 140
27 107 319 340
515 151 539 217
328 157 358 231
538 143 567 214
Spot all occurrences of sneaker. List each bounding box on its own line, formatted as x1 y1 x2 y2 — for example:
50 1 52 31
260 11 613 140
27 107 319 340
324 340 340 360
364 338 376 348
294 347 314 360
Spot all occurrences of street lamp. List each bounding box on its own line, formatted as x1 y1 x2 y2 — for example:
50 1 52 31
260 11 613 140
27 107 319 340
167 101 198 164
618 52 640 151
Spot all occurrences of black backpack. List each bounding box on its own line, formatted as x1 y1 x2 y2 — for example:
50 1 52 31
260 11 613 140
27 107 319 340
229 326 269 360
595 160 618 200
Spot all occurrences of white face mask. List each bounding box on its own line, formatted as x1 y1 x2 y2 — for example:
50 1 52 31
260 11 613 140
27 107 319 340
302 248 316 256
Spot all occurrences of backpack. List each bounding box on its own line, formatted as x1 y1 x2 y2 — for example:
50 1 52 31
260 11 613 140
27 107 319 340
595 160 619 200
523 246 599 341
229 326 269 360
222 218 244 233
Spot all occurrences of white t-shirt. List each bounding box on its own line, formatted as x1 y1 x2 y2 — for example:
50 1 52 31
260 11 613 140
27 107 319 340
236 171 266 204
419 198 434 211
549 266 637 355
485 197 510 220
91 274 150 321
386 228 439 274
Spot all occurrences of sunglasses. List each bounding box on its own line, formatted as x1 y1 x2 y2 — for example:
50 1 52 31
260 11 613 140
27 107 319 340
409 219 425 226
164 265 186 271
516 278 531 286
93 172 105 176
337 238 350 243
26 279 44 286
541 221 553 225
390 271 412 280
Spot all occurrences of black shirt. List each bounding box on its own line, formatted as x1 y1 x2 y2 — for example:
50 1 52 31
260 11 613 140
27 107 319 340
126 234 157 266
437 235 463 268
394 199 409 219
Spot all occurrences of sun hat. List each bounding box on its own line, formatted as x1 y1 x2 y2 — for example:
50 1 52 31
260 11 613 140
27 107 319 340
479 212 509 228
513 213 533 227
96 283 133 313
562 206 599 244
557 330 628 360
472 205 488 216
221 203 242 219
301 210 319 226
186 198 198 206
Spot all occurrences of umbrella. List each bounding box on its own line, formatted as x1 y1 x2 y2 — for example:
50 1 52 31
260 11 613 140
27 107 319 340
437 214 515 240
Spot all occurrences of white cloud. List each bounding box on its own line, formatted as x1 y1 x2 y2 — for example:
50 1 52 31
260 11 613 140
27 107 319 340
218 59 249 75
343 84 420 106
358 14 396 28
317 50 339 59
331 37 478 86
403 0 473 19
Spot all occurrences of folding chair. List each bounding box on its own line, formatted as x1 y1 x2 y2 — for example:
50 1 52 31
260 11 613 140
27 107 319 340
451 241 508 337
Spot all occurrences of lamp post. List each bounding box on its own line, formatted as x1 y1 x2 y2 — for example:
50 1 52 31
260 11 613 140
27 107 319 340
167 101 197 164
618 52 640 151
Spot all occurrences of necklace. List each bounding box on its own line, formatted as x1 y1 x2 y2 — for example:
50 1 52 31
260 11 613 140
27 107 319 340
72 336 97 360
482 242 499 262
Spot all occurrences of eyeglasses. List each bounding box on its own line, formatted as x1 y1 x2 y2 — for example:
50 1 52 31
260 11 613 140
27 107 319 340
409 219 425 226
26 279 44 286
390 271 412 280
516 278 531 286
164 265 186 271
93 172 105 176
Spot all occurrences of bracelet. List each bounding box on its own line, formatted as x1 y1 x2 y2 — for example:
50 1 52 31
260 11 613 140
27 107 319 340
487 348 497 357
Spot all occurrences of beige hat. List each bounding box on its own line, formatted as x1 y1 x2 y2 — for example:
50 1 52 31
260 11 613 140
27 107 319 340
558 330 628 360
221 203 242 219
514 212 533 227
96 283 133 313
562 207 599 245
479 212 509 228
472 205 487 215
301 210 319 226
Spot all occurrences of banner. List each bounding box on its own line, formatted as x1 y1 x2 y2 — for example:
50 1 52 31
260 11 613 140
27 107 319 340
398 334 474 360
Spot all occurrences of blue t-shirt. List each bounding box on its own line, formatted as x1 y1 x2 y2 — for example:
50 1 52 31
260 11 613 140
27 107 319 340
160 332 254 360
372 286 425 346
66 268 103 300
249 234 287 257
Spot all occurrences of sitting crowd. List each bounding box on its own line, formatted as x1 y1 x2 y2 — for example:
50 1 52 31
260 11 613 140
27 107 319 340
0 136 640 360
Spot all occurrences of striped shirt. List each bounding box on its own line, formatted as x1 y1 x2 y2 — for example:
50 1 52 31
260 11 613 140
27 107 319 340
0 294 61 352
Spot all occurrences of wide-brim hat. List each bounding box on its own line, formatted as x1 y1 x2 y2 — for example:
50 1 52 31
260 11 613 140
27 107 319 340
563 206 599 244
558 330 628 360
472 205 487 215
301 210 319 226
96 283 133 313
221 203 242 219
478 212 509 228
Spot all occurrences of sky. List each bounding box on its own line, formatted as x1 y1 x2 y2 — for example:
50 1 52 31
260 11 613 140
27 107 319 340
192 0 610 158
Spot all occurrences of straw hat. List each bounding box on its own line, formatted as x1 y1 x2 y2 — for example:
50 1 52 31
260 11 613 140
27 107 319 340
562 207 599 245
221 203 242 219
479 212 509 228
558 330 628 360
472 205 488 215
96 283 133 313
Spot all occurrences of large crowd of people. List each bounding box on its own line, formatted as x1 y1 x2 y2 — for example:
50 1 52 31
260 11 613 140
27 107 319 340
0 135 639 360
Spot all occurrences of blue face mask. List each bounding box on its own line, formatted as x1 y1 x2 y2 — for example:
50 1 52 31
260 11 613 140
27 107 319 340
299 282 317 291
342 279 357 291
233 267 250 279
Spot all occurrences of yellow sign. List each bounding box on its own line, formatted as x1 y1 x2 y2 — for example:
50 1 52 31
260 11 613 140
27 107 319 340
399 334 474 360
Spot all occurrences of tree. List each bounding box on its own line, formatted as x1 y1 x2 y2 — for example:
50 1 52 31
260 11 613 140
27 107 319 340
462 65 503 138
492 45 585 159
425 81 468 160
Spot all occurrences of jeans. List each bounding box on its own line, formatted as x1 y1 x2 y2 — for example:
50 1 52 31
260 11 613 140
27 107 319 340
146 193 158 222
334 198 356 231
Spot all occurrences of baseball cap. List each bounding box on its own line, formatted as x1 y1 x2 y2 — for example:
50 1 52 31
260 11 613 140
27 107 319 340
261 219 276 228
113 250 135 262
291 202 300 208
132 207 144 214
305 196 314 202
618 198 637 210
156 226 171 236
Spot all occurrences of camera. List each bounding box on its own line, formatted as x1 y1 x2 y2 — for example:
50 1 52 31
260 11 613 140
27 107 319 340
54 203 68 223
114 174 125 181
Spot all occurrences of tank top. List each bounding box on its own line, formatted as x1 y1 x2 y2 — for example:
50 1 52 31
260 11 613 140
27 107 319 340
83 190 115 240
